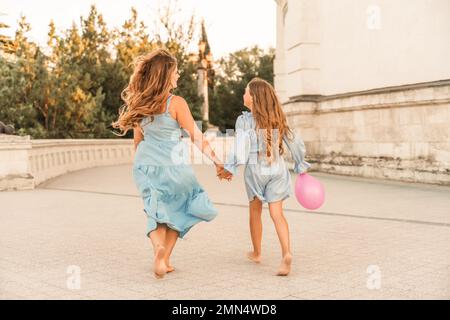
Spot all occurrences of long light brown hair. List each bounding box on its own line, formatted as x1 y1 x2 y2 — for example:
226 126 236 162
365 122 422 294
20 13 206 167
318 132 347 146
247 77 293 162
112 49 177 136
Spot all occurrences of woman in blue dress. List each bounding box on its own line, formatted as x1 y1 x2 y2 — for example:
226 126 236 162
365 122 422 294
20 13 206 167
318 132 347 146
219 77 310 276
113 49 223 278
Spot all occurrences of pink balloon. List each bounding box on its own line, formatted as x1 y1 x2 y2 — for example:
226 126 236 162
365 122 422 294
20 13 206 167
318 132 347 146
295 173 325 210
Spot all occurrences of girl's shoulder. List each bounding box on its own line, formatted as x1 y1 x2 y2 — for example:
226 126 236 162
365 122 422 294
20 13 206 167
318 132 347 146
235 111 255 131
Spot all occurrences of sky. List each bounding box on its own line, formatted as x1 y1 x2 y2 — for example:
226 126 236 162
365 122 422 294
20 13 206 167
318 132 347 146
1 0 276 58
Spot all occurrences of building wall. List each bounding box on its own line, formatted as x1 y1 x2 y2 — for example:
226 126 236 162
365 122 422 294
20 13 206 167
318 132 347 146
283 82 450 185
319 0 450 95
275 0 450 97
275 0 450 184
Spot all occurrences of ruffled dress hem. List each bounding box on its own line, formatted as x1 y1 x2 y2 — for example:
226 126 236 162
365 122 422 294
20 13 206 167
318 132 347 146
134 164 217 239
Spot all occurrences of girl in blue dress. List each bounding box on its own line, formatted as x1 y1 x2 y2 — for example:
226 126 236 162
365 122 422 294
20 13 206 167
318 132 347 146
113 49 223 278
220 77 310 276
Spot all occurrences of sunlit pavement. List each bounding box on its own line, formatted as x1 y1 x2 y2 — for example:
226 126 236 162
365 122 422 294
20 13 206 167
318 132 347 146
1 164 449 299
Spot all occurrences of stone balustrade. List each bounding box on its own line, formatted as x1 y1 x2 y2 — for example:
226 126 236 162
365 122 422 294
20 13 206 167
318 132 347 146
0 136 135 191
0 135 235 191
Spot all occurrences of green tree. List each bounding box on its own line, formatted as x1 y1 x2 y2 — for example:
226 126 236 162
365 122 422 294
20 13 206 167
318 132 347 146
45 21 104 138
0 21 14 54
0 15 48 137
156 1 203 124
1 5 274 139
210 46 275 132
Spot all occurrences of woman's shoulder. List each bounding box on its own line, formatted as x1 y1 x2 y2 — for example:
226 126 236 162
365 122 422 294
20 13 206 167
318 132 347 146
170 95 187 104
169 95 190 111
168 95 188 115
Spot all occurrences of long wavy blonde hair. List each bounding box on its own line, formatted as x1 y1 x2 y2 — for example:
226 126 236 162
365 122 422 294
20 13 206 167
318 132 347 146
247 77 293 163
112 49 177 136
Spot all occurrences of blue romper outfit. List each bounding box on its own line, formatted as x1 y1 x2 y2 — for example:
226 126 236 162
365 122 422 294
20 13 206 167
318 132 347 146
133 94 218 238
224 111 311 203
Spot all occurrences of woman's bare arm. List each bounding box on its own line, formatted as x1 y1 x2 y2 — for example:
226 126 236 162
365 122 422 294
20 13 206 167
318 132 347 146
133 125 144 151
174 96 222 166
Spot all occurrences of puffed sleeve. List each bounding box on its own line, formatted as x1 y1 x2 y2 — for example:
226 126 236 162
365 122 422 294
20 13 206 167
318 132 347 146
224 115 251 175
283 133 311 174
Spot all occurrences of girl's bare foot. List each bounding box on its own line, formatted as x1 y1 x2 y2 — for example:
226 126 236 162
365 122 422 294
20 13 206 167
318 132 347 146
153 245 167 279
276 253 292 276
247 251 261 263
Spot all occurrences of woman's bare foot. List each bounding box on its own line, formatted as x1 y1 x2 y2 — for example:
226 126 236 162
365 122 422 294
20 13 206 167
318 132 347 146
164 258 175 273
153 245 167 279
276 253 292 276
166 265 175 273
247 251 261 263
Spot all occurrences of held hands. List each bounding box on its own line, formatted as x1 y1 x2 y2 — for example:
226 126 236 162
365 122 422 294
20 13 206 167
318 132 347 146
215 163 233 181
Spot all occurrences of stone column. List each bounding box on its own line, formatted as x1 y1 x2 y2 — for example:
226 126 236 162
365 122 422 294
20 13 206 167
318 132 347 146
274 0 288 103
197 59 209 123
0 134 34 190
276 0 322 99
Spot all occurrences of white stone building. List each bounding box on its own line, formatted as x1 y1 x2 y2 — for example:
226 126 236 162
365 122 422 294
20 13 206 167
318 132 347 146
275 0 450 184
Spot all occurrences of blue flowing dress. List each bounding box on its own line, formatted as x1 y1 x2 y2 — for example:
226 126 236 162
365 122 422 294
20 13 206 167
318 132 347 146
133 94 218 238
224 111 311 203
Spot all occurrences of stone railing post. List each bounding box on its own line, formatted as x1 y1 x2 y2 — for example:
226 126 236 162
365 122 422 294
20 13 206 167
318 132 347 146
0 134 34 190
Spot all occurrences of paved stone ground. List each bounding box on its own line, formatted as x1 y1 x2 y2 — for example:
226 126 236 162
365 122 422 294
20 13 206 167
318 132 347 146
1 164 449 300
